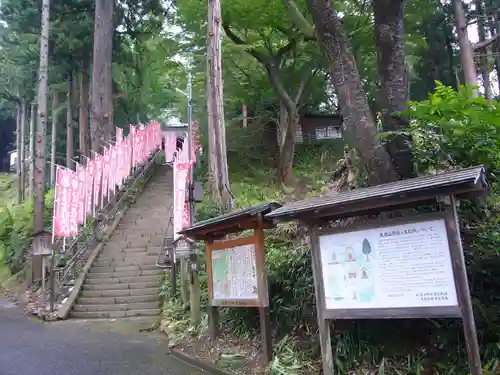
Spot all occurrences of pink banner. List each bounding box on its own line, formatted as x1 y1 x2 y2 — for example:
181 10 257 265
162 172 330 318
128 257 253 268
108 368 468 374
164 132 176 162
85 160 94 214
130 125 137 167
173 161 191 240
101 148 110 203
76 164 87 224
93 155 102 209
109 146 117 193
53 167 74 238
69 172 79 235
116 127 123 144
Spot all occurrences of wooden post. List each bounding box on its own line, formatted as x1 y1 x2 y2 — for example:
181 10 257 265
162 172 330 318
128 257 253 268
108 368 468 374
189 253 201 326
206 239 219 340
28 103 36 198
255 214 272 364
180 257 190 308
19 99 26 201
15 101 22 204
306 222 334 375
444 195 482 375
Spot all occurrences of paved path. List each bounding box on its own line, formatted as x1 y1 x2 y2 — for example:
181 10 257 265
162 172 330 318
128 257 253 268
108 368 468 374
0 303 205 375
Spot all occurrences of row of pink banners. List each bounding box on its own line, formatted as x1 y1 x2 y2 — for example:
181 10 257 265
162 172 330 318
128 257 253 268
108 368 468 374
52 121 162 240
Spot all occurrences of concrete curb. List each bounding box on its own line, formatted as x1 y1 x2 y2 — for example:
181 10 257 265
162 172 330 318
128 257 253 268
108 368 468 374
169 349 235 375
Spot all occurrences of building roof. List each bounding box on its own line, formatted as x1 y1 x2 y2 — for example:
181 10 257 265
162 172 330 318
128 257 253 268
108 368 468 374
179 202 282 240
266 165 489 222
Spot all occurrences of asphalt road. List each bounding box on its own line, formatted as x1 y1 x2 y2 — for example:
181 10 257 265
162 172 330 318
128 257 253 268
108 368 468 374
0 303 205 375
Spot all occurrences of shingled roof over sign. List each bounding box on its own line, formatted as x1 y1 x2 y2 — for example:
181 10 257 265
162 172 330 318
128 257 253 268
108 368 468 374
266 166 489 222
179 202 282 240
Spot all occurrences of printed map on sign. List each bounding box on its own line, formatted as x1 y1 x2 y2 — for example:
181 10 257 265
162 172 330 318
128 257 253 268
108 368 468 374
211 244 258 300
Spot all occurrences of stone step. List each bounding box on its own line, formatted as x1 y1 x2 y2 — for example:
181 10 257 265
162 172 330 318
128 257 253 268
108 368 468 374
83 281 160 291
93 256 158 267
96 253 158 262
77 294 160 305
112 229 166 237
102 247 161 256
84 275 160 285
80 287 159 298
109 237 162 247
86 269 163 279
88 264 158 273
73 301 161 312
69 308 161 319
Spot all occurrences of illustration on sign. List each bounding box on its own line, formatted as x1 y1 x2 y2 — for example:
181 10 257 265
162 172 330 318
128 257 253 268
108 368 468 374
319 218 458 310
211 244 258 300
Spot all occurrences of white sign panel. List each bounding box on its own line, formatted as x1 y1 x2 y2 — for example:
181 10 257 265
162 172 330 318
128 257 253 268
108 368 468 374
211 244 258 301
319 218 458 310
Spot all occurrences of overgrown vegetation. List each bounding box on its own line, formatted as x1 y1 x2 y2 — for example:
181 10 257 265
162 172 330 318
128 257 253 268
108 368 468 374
162 86 500 374
0 188 54 284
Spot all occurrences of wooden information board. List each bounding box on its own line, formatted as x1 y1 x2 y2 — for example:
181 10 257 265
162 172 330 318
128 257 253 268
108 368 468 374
206 235 269 308
316 215 461 319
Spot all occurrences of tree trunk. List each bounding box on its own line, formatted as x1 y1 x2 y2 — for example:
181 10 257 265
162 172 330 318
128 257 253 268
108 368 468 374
207 0 234 212
306 0 398 186
19 99 26 200
373 0 415 179
66 73 74 169
28 102 36 198
15 102 22 204
90 0 114 153
50 93 58 186
277 101 288 152
452 0 478 91
34 0 50 236
278 109 299 185
79 58 90 160
488 12 500 95
476 0 492 103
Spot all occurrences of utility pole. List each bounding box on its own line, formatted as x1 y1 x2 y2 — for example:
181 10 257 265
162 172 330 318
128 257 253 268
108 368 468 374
186 73 201 326
175 73 201 325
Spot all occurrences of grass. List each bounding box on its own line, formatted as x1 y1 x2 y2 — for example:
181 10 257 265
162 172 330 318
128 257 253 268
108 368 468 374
0 173 16 205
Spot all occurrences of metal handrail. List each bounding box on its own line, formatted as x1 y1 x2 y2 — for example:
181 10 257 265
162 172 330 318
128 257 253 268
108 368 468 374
49 148 162 308
156 206 174 269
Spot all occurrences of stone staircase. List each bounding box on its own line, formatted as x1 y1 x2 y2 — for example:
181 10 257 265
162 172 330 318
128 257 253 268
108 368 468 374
69 165 172 319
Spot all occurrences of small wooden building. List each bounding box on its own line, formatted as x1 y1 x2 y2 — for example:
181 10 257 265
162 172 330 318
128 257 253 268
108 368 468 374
296 113 343 143
263 113 344 150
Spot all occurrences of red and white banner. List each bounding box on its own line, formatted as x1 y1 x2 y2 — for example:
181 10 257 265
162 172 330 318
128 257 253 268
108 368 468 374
173 161 191 241
53 167 74 239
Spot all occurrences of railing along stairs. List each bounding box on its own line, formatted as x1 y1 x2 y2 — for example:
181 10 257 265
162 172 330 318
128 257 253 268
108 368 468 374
47 148 162 310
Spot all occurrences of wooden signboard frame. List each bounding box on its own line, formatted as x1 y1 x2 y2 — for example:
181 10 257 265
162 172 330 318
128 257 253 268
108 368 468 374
206 224 272 364
179 202 281 365
265 166 489 375
304 199 482 375
314 212 462 320
206 234 269 308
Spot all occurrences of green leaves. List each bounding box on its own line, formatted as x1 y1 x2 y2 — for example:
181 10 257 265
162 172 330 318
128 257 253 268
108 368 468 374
404 82 500 175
